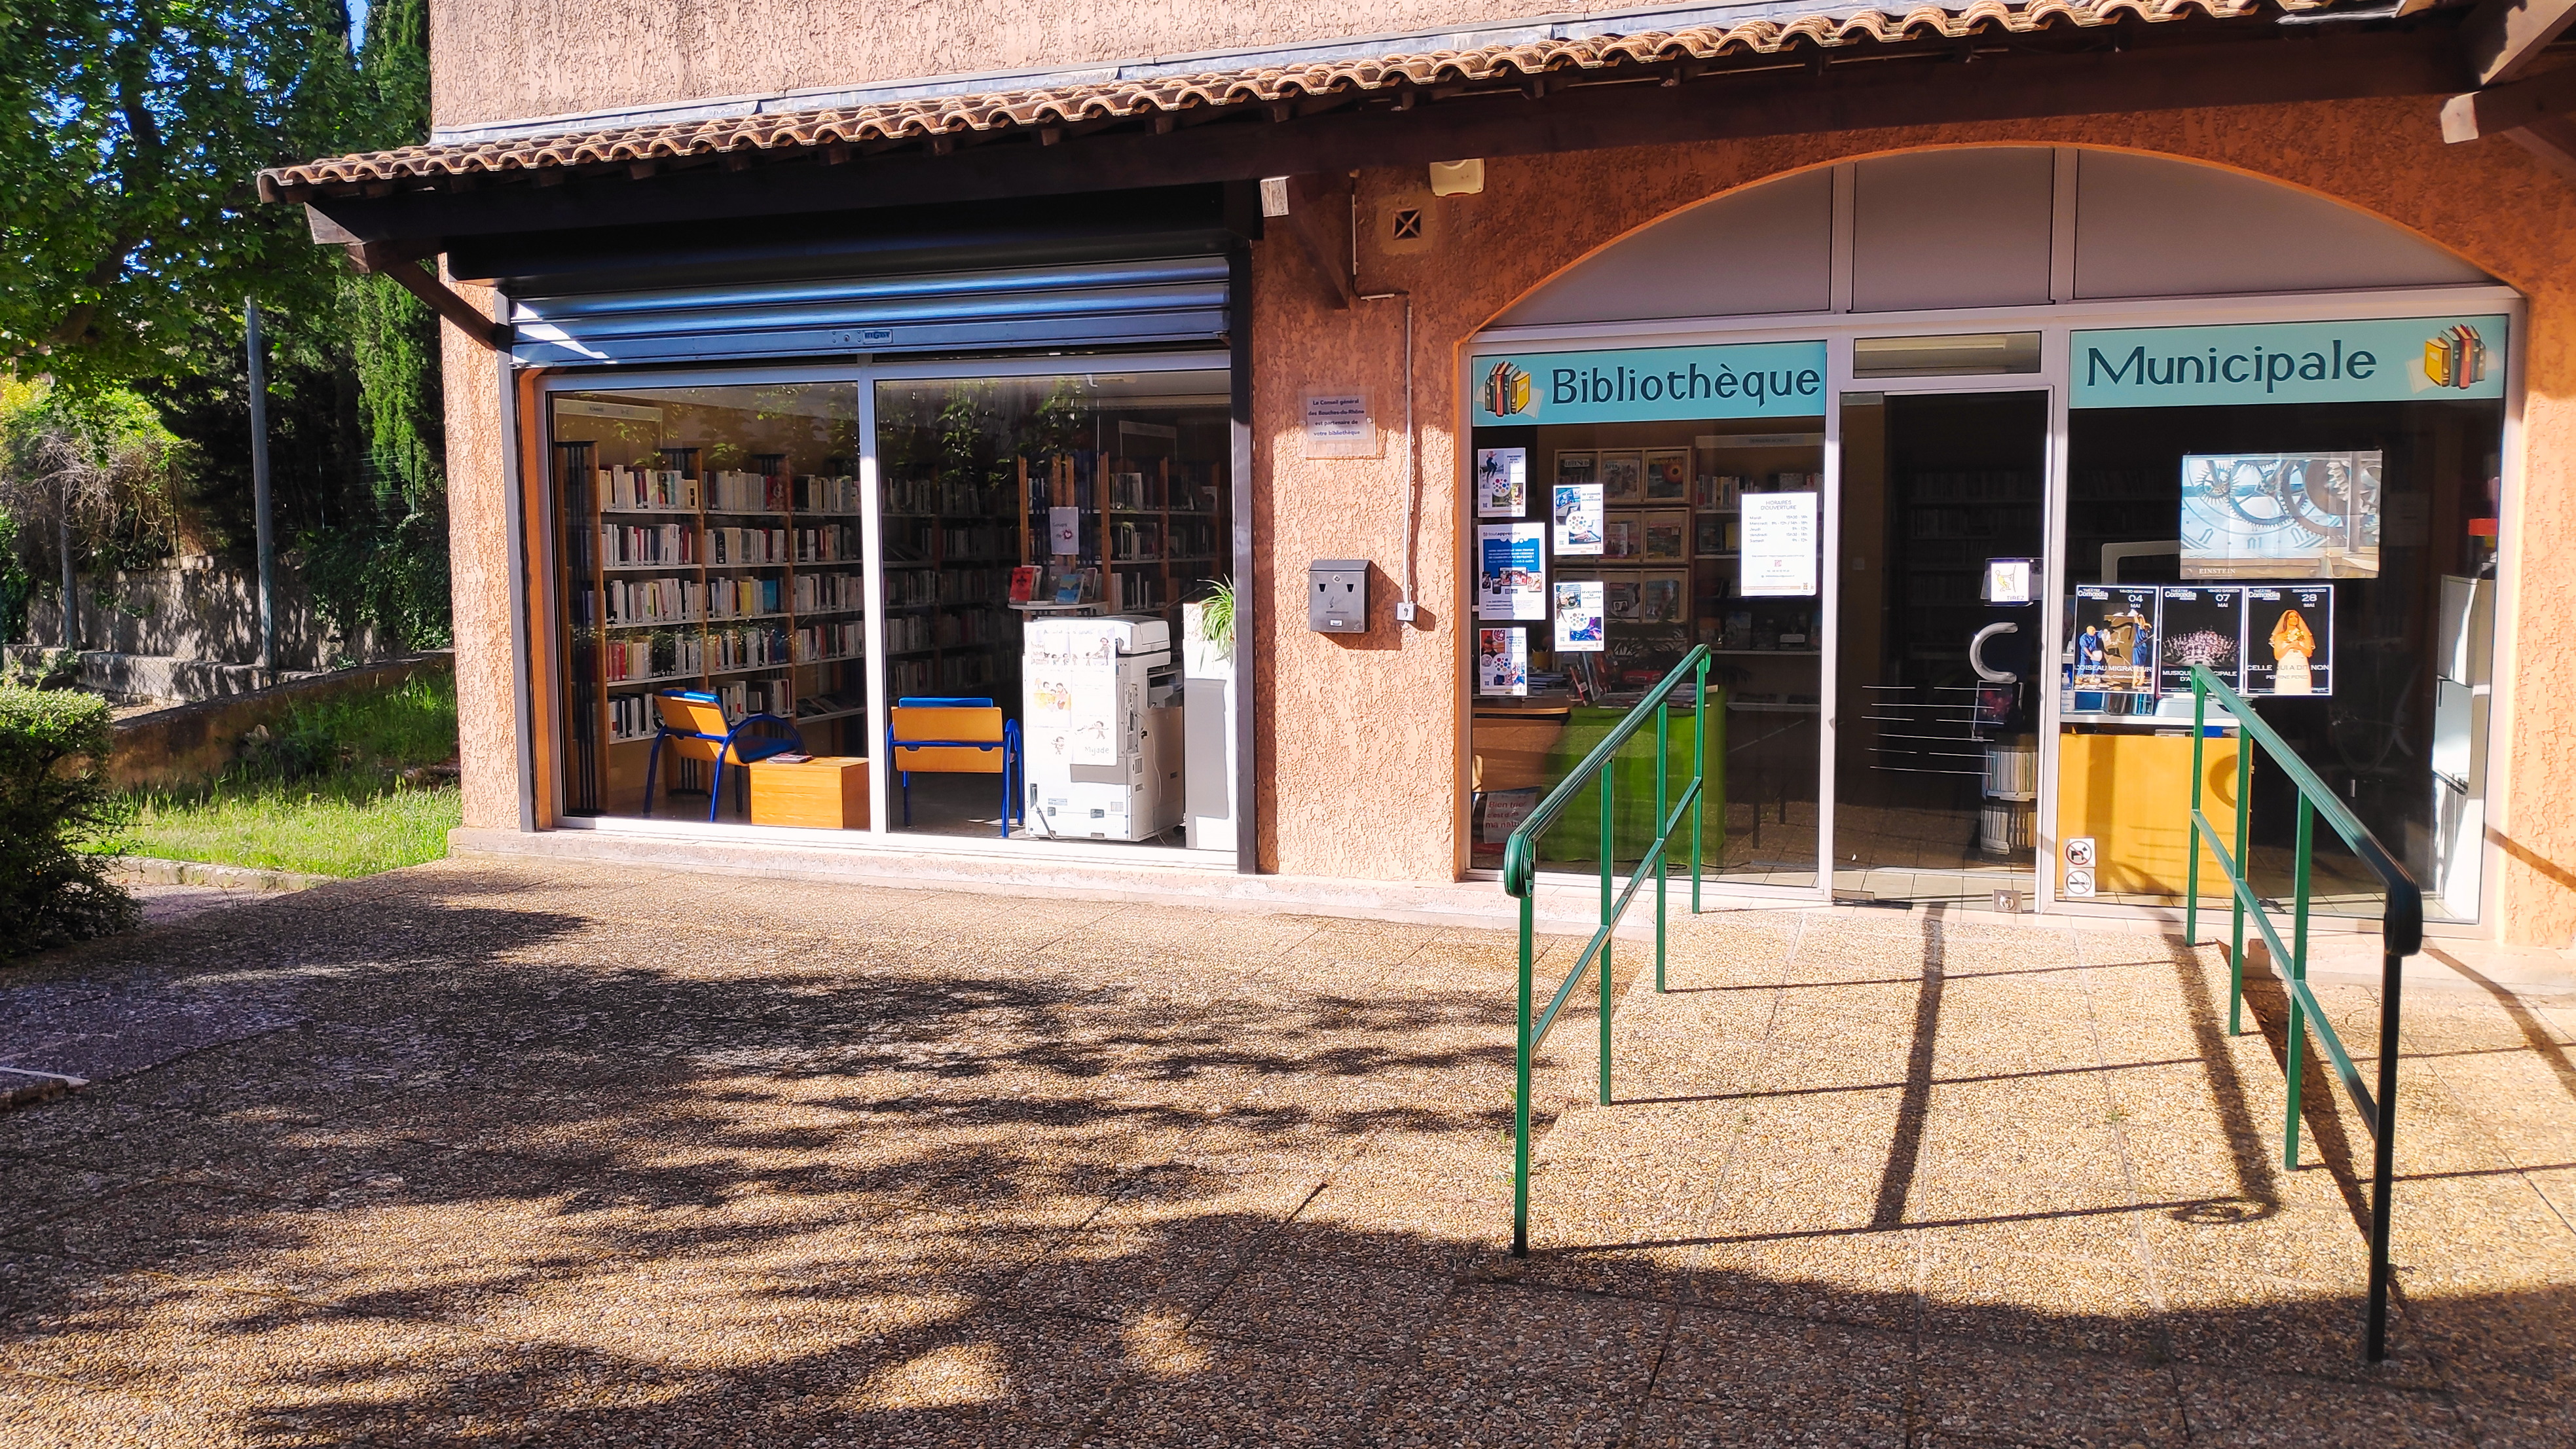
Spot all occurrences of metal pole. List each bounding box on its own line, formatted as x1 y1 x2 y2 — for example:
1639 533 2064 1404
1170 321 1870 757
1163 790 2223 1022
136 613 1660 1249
1513 889 1534 1258
2230 698 2253 1036
2187 676 2206 944
1655 696 1669 994
1600 763 1614 1107
1691 654 1707 915
56 513 75 651
2284 796 2312 1169
2367 942 2401 1361
247 297 276 674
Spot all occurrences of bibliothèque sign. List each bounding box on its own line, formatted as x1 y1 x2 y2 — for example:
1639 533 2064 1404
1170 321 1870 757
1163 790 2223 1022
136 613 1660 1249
2072 315 2508 409
1471 341 1828 426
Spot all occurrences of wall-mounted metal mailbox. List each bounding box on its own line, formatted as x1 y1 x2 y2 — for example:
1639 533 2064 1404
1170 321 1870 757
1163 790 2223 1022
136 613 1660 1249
1308 560 1369 633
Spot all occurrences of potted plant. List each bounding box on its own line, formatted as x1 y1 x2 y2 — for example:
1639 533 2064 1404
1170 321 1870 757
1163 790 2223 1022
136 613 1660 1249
1182 578 1233 680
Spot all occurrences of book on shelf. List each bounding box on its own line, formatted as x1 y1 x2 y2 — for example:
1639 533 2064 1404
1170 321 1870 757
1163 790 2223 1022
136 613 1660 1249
1009 565 1042 604
598 466 699 511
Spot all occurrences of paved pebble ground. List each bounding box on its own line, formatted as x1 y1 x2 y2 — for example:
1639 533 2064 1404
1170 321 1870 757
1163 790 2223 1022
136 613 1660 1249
2 858 2572 1446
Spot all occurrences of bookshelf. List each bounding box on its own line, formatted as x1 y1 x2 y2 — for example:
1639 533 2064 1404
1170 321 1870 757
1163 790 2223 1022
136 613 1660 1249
558 441 868 816
881 472 1017 699
1015 450 1228 629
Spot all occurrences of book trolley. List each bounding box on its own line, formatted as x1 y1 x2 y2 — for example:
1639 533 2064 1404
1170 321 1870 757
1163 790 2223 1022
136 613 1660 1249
556 439 869 816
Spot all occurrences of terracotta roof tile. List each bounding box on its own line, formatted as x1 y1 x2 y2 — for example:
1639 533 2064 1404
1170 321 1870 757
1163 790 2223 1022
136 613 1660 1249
259 0 2332 200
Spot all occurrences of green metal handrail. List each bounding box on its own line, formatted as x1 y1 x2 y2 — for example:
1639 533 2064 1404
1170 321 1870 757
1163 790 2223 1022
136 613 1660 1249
1502 645 1710 1258
2185 663 2421 1363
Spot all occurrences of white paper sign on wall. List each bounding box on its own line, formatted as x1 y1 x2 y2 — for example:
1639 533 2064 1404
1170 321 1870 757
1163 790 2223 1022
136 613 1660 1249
1049 506 1080 555
1302 388 1380 459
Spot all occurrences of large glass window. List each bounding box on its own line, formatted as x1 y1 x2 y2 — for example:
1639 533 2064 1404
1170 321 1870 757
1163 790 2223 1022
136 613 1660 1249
1467 416 1826 887
2060 380 2503 921
551 384 864 822
872 369 1232 844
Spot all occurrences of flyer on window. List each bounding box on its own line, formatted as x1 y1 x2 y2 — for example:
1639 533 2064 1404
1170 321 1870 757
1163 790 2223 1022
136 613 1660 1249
1476 447 1529 518
1553 481 1604 555
1478 627 1529 696
2242 584 2334 695
1740 491 1818 596
1477 523 1547 620
2158 585 2247 695
1553 579 1605 651
2066 585 2162 708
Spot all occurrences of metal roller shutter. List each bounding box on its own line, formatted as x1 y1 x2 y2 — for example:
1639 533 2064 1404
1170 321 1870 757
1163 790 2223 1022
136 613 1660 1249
508 253 1230 367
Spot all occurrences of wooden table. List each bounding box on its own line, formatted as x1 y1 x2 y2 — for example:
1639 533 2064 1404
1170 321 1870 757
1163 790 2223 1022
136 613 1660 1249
748 755 871 830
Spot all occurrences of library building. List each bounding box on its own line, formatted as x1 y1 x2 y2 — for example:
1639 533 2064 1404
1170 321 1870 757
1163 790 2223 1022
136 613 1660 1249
261 0 2576 944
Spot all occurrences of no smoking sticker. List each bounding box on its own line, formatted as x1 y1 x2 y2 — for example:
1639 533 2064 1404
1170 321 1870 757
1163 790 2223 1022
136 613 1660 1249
2063 836 2097 898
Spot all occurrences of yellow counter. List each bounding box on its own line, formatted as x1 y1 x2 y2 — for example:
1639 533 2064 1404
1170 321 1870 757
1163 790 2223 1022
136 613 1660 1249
2055 729 2245 897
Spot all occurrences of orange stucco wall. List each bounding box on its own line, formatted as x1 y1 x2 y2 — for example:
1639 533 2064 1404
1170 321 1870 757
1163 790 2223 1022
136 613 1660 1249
439 272 521 832
435 90 2576 942
1242 96 2576 940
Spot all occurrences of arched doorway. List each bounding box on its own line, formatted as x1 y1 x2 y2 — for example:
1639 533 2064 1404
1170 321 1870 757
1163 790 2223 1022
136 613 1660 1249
1465 147 2514 922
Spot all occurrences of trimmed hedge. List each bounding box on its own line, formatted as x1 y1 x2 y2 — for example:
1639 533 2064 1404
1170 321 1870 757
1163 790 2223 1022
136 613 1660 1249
0 687 138 957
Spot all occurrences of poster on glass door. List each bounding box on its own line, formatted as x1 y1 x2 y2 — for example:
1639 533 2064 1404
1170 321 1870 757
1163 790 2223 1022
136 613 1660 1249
1476 447 1528 518
2242 584 2334 695
1477 523 1547 619
2158 585 2246 695
1553 579 1605 651
1739 492 1818 596
1479 627 1529 696
2066 585 2161 712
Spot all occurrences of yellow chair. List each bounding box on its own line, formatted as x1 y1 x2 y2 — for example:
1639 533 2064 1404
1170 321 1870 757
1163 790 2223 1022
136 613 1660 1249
644 689 803 821
886 696 1021 836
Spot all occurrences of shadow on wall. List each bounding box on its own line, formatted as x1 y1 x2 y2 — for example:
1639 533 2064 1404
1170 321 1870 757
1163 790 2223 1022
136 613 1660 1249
20 558 386 671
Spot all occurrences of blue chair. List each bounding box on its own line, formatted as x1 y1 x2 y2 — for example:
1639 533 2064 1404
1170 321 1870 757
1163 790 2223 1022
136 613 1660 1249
886 696 1020 837
644 689 803 822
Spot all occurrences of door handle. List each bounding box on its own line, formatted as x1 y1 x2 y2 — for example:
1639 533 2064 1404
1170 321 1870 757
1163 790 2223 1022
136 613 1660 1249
1970 621 2021 684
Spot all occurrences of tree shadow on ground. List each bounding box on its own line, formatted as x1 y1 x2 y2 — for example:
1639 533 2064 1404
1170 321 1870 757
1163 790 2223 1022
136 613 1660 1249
2 876 2571 1444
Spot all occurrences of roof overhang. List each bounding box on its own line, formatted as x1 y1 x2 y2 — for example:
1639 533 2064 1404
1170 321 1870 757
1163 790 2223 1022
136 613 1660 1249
265 0 2475 256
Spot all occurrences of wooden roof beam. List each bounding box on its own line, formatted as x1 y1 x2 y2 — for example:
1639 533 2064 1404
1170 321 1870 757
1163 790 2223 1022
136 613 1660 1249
2440 52 2576 182
2460 0 2576 84
2441 58 2576 136
345 242 510 350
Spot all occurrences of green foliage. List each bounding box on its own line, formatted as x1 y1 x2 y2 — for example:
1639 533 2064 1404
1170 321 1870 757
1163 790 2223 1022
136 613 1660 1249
299 491 451 653
3 0 450 661
0 0 370 397
0 513 31 642
235 669 456 780
0 685 139 956
1199 577 1236 650
5 648 80 689
0 375 185 591
124 774 458 877
122 670 460 877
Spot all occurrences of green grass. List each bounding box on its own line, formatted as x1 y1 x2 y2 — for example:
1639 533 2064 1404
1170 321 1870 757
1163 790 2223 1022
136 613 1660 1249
117 672 463 877
123 777 462 877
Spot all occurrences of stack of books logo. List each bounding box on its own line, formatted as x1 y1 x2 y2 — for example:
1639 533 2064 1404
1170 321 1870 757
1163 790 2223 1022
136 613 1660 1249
2424 324 2487 390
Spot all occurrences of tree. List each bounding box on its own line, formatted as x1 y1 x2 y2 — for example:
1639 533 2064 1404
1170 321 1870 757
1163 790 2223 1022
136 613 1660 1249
0 0 369 397
0 377 183 645
0 0 453 655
